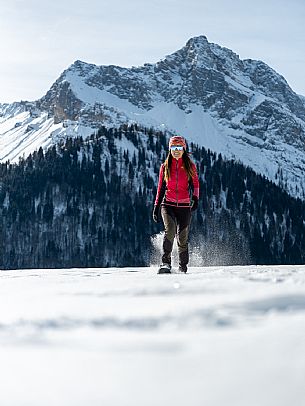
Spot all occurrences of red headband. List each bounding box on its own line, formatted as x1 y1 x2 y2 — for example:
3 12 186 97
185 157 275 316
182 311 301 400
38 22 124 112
169 136 186 149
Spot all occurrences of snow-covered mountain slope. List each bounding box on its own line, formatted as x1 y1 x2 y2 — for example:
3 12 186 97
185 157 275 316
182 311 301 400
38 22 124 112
1 35 305 197
0 102 93 162
0 265 305 406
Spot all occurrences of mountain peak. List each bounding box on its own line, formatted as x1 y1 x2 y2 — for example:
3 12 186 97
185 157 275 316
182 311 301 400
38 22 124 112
66 59 98 78
2 35 305 199
185 35 209 47
178 34 241 72
184 35 211 56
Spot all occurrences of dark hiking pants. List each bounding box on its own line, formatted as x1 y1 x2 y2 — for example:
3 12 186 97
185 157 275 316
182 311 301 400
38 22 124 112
161 205 192 270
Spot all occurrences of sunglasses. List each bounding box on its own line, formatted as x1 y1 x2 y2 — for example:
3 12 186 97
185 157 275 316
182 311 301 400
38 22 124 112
170 145 184 151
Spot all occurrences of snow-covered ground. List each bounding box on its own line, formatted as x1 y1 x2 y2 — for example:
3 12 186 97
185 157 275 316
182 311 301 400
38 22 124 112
1 265 305 406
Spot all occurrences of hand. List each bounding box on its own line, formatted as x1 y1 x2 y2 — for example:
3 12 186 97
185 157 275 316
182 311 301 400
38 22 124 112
191 196 198 211
153 205 161 223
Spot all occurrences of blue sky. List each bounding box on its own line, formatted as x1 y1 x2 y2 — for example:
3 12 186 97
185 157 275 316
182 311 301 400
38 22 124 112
0 0 304 103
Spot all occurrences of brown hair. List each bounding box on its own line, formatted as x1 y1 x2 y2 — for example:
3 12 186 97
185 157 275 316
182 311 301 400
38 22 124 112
163 151 195 182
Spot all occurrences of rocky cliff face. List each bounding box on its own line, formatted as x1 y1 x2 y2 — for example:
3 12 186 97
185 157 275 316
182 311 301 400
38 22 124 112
1 35 305 197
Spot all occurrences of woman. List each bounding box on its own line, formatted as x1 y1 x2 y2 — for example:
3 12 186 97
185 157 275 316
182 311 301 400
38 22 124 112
153 135 199 274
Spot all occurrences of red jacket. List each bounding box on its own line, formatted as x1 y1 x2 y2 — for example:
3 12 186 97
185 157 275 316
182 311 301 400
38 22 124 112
154 158 199 207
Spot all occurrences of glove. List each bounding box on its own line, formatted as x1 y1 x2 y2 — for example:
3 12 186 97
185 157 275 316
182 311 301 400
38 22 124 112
153 205 161 223
191 196 198 211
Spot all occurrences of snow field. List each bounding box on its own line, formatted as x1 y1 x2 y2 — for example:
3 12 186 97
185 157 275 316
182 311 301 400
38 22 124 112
0 266 305 405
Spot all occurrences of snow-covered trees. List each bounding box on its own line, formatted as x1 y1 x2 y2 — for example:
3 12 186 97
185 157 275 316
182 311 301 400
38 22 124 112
1 125 305 269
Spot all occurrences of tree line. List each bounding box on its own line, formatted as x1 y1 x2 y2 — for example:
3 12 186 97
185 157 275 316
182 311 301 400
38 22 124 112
1 124 305 269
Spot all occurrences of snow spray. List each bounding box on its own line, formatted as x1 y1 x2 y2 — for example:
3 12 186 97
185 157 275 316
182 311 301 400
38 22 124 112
150 228 252 267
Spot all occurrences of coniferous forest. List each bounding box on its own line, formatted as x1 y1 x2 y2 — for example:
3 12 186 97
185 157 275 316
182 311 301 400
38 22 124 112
1 124 305 269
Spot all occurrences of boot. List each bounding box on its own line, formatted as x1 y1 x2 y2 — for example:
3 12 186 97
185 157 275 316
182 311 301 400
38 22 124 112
178 265 187 273
158 263 172 274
